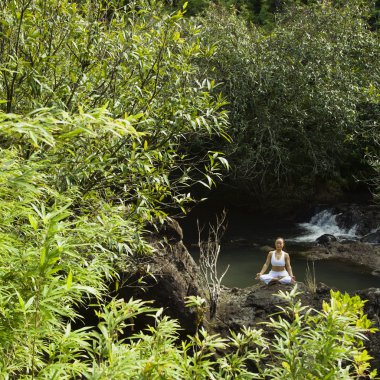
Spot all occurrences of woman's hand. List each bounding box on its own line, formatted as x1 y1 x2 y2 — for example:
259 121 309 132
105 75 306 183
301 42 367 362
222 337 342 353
255 273 262 279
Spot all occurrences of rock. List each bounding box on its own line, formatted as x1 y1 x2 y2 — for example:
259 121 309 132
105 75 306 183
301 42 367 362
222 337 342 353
213 282 323 336
297 241 380 273
361 229 380 244
245 283 293 314
372 269 380 277
316 234 337 246
315 282 332 294
335 204 380 236
157 217 183 243
117 219 203 336
356 288 380 318
213 282 380 373
340 238 357 244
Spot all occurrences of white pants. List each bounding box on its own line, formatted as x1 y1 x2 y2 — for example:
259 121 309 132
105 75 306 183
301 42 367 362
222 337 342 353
260 270 292 285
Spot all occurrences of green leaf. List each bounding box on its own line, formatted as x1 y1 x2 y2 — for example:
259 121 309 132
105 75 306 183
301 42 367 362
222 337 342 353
66 270 73 291
28 214 38 231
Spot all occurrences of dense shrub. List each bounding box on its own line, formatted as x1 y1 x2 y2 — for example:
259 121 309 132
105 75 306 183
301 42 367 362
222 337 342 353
199 1 380 207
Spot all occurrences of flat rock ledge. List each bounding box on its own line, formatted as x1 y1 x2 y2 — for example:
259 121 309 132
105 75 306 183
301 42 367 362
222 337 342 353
297 241 380 275
211 282 380 373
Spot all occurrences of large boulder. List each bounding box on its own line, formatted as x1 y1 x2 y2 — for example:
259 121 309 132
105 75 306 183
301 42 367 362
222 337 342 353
361 229 380 244
117 218 204 336
316 233 337 246
334 204 380 236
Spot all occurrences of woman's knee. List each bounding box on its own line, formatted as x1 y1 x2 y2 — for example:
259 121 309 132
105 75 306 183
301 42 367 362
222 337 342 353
259 275 270 284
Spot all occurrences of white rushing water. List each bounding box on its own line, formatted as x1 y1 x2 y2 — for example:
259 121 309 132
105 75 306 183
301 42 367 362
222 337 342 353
291 209 358 243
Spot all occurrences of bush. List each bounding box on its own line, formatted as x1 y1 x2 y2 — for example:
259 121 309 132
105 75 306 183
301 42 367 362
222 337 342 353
198 1 380 206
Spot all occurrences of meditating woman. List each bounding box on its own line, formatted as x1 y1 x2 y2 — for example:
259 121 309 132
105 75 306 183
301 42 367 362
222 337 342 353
256 237 295 285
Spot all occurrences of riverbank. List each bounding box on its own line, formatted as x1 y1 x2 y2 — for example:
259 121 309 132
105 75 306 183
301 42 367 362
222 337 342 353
296 240 380 276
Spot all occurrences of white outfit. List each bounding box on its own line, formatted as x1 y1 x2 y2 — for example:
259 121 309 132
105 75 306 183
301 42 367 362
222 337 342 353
259 251 293 285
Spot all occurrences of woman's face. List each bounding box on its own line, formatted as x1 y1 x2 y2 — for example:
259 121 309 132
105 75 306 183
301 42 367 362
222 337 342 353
275 239 284 250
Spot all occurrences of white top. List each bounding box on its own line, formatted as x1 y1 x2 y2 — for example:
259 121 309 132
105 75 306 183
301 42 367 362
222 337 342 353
271 250 285 266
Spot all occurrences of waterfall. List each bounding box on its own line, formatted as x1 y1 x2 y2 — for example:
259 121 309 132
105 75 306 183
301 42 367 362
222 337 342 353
291 209 358 243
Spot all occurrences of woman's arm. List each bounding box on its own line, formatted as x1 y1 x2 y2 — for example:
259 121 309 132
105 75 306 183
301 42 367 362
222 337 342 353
285 252 295 279
256 251 272 278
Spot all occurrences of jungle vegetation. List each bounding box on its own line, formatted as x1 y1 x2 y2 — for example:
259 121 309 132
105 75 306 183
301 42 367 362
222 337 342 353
0 0 379 378
194 0 380 210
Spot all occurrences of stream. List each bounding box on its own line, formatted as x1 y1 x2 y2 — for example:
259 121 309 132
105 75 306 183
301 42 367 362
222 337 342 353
182 208 380 291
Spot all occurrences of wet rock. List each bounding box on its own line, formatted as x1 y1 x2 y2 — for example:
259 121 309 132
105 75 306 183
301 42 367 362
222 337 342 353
340 238 357 244
372 269 380 277
297 241 380 273
361 229 380 244
335 204 380 236
260 245 273 253
316 234 337 246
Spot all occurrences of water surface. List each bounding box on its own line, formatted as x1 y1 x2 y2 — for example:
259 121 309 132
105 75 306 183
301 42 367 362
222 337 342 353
183 208 380 291
189 244 379 291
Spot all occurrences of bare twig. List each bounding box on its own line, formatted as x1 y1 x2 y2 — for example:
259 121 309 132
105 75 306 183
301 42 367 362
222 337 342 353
198 210 229 319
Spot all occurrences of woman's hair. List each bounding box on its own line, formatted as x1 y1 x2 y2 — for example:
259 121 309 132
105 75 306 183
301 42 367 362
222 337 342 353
275 237 285 244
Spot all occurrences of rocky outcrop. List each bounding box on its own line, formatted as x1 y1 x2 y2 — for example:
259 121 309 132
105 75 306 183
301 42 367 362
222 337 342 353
334 204 380 236
213 282 380 373
213 282 331 336
298 240 380 273
361 229 380 244
316 233 337 246
117 218 204 336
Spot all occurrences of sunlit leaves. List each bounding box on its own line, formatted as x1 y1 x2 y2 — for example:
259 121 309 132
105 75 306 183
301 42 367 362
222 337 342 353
0 1 231 377
263 286 378 379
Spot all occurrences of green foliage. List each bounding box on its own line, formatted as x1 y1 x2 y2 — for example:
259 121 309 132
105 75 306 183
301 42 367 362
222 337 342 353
185 295 207 331
199 1 380 205
174 0 380 29
353 79 380 199
0 150 109 377
0 0 230 205
85 299 267 379
262 286 378 379
0 0 378 377
0 0 231 376
0 92 227 376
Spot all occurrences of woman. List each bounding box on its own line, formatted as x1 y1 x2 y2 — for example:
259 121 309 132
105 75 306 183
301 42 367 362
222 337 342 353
256 237 295 285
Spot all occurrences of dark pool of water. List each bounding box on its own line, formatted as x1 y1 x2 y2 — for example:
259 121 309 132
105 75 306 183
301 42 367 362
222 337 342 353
189 244 379 292
181 209 380 292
